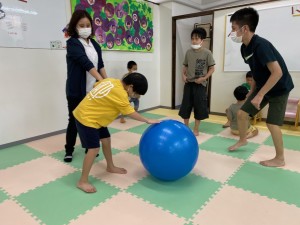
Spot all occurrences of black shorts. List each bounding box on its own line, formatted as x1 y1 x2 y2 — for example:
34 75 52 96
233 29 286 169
178 82 209 120
75 119 110 149
241 90 289 126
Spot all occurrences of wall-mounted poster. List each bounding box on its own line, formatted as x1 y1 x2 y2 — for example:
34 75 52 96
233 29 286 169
70 0 154 52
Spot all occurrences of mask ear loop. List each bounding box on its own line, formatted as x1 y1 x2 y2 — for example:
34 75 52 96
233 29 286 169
240 25 245 34
228 25 245 37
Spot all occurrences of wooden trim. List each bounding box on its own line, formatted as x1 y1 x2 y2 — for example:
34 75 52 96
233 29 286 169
171 18 177 109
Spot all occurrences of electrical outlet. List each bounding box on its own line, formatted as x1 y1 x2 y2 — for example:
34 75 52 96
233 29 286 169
50 41 63 49
56 41 62 49
50 41 57 49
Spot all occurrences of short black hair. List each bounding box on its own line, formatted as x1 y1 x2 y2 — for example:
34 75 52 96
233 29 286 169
122 73 148 95
191 28 207 39
234 85 248 101
127 61 137 69
67 10 94 38
246 71 253 78
230 7 259 32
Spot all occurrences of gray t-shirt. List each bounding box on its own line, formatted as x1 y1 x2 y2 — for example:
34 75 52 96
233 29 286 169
183 47 215 87
227 102 250 130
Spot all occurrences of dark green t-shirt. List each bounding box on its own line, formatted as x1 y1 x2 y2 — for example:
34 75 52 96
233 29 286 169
240 35 294 97
242 82 251 91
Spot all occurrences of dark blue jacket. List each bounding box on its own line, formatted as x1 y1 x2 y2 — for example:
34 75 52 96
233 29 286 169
66 37 104 98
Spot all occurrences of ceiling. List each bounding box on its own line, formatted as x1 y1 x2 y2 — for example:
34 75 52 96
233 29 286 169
145 0 268 10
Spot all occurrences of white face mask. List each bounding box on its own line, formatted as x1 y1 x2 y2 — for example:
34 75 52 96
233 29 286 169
77 27 91 39
230 31 243 43
230 26 244 43
191 44 201 49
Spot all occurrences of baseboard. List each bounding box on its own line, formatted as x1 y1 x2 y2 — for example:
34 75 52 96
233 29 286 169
209 111 226 116
0 129 66 150
2 107 296 150
0 105 175 150
139 105 173 111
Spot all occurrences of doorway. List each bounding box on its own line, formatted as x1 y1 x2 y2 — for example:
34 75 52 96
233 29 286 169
172 11 214 110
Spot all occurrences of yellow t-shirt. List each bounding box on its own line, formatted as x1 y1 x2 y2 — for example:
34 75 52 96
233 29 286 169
73 78 135 128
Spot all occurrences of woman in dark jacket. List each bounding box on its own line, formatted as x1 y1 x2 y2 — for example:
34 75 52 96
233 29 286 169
64 10 107 162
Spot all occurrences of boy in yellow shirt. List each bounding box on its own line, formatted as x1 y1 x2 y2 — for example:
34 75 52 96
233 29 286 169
73 73 159 193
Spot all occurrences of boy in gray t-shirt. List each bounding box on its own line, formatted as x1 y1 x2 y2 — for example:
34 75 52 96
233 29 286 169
226 86 258 138
179 28 215 136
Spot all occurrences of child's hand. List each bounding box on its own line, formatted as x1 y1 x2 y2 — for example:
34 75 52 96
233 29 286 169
195 77 205 84
251 94 263 110
182 75 188 83
146 119 160 124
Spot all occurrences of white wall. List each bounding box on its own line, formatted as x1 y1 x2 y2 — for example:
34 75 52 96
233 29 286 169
176 18 195 106
0 1 160 146
159 2 202 107
211 0 300 117
172 2 199 16
159 3 172 107
0 48 68 146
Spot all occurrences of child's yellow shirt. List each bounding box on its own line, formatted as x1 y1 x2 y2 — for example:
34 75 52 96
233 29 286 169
73 78 135 128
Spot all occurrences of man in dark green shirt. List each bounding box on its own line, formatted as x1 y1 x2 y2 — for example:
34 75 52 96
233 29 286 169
228 7 294 167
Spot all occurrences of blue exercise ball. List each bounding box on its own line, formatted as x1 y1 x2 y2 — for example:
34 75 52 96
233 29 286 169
139 119 199 181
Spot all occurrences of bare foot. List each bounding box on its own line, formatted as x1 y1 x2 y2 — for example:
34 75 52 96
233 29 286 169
259 158 285 167
228 140 248 151
193 130 199 136
222 121 230 128
77 182 97 193
246 128 259 139
107 166 127 174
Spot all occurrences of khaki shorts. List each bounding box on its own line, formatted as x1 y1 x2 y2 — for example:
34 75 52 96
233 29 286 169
231 125 257 136
240 90 289 126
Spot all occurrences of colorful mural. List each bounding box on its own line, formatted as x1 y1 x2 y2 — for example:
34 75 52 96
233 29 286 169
71 0 154 52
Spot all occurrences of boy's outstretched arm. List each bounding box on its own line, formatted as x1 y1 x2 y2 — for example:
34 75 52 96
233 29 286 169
127 111 160 124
